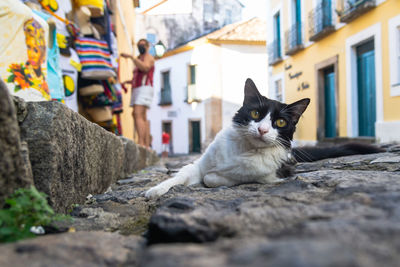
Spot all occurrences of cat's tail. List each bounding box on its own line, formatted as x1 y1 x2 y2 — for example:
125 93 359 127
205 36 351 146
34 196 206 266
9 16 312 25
292 142 385 163
145 162 202 199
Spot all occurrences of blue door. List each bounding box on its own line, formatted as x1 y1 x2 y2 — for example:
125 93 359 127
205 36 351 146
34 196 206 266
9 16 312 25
324 68 336 138
356 40 376 137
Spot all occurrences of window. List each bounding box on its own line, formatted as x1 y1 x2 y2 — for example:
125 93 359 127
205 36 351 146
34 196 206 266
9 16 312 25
146 33 156 57
162 71 170 89
293 0 302 45
224 9 232 25
389 15 400 96
274 12 281 58
159 71 172 105
275 79 283 102
271 73 284 102
189 65 196 85
203 2 213 23
187 65 199 103
398 26 400 83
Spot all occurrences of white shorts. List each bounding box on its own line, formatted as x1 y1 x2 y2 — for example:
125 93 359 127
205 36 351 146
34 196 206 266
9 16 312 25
162 144 169 152
130 85 154 108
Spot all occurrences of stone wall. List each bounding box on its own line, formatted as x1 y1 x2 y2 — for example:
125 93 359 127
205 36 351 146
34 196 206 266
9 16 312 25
0 81 33 207
18 101 158 212
0 81 158 212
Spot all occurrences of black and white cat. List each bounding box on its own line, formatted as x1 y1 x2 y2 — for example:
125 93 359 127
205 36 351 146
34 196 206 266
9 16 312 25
145 78 384 199
145 78 310 198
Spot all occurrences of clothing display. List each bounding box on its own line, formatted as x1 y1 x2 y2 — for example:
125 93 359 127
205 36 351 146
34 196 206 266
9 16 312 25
33 9 64 101
75 37 116 79
0 0 50 101
60 48 80 112
78 76 104 96
1 0 127 135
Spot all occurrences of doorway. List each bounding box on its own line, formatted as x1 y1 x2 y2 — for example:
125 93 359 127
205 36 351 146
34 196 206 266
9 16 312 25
189 120 201 153
162 121 173 155
316 55 339 140
356 40 376 137
324 66 336 138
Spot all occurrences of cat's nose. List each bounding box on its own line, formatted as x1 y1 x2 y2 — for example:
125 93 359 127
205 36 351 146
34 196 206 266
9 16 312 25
258 127 269 135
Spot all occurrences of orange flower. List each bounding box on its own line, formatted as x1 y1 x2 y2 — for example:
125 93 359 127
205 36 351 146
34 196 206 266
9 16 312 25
14 71 30 89
42 81 50 95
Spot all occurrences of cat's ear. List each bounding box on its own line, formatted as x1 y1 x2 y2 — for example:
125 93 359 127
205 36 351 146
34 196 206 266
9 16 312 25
243 78 263 104
287 98 310 124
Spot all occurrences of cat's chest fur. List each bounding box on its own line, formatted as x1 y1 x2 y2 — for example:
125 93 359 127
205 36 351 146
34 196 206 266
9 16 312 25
198 127 288 183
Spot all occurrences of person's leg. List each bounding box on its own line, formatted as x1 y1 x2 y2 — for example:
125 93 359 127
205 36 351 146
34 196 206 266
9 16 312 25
133 105 147 147
145 120 151 148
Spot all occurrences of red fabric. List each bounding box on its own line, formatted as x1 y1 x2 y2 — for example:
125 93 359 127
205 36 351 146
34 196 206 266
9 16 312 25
162 132 170 144
132 55 154 88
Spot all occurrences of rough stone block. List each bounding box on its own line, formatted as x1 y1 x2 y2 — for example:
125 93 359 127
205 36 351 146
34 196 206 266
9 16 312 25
0 81 33 206
0 232 144 267
119 137 159 177
120 136 140 176
19 101 125 213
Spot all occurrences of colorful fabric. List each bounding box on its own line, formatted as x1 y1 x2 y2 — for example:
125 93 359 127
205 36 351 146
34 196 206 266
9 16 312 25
80 79 118 108
81 92 114 108
112 83 123 114
39 0 74 56
74 0 104 14
33 9 64 102
75 37 116 79
0 0 50 101
39 0 72 36
60 48 80 112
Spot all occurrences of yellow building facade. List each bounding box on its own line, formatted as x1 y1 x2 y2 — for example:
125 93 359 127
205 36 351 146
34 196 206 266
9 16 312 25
115 0 138 141
267 0 400 143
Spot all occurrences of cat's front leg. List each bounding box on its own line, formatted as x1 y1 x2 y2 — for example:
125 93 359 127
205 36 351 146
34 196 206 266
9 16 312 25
257 173 282 184
203 173 238 188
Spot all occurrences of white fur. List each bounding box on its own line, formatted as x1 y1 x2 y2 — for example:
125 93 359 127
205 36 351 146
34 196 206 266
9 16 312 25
145 114 288 199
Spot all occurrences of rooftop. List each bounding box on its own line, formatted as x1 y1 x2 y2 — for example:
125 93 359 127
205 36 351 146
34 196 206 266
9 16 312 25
162 17 267 58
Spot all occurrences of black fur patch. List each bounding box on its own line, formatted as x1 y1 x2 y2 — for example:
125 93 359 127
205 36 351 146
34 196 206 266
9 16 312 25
232 78 310 149
292 142 385 162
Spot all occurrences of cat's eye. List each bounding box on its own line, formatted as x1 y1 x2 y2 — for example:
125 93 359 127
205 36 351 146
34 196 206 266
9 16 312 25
250 110 260 119
275 119 287 128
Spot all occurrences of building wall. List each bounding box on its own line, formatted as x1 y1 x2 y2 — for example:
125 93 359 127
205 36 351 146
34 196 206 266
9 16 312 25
135 0 243 50
149 41 269 154
220 44 269 129
149 50 206 154
267 0 400 143
115 0 137 141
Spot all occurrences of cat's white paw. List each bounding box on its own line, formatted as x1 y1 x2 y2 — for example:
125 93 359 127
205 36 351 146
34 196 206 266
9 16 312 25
145 185 170 199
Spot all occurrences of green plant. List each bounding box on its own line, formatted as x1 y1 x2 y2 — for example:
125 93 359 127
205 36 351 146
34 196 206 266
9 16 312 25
0 186 69 243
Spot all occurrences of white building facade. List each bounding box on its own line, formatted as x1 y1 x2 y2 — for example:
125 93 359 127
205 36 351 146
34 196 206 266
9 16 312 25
148 18 268 154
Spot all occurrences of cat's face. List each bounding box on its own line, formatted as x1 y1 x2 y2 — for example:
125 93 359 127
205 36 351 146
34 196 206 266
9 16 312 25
233 79 310 149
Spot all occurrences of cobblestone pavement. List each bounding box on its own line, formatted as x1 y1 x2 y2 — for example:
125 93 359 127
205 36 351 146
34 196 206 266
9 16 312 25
1 147 400 267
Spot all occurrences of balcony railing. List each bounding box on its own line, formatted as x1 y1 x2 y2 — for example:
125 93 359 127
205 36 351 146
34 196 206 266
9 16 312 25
285 23 304 56
268 39 283 65
159 87 172 106
185 84 201 103
309 2 335 42
337 0 376 23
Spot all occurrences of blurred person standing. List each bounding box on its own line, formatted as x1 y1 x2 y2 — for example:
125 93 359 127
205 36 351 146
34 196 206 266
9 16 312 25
121 39 155 149
161 131 170 158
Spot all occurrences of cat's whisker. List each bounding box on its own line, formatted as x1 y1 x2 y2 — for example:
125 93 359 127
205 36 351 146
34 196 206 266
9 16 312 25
291 147 314 163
